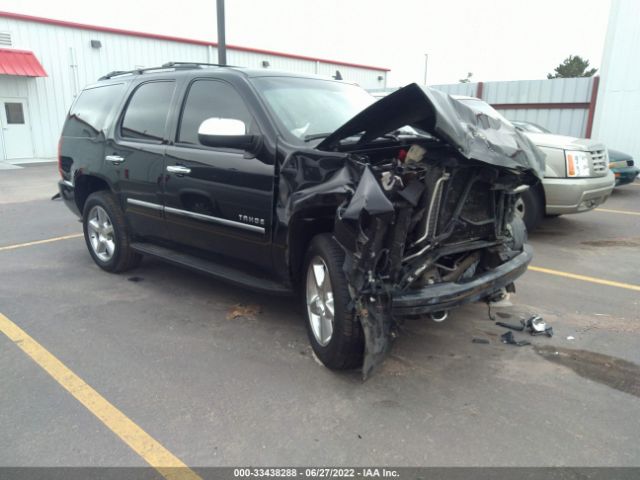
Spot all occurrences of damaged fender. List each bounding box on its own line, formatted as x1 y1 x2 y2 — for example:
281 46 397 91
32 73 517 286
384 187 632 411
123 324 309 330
279 84 544 378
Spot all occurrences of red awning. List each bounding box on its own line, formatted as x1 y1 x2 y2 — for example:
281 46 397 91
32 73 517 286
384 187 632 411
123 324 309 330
0 48 47 77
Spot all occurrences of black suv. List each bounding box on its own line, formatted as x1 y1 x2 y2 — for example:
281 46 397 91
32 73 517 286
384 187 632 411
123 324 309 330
58 63 544 376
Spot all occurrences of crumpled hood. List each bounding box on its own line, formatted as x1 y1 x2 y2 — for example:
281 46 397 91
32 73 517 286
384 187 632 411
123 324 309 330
317 83 545 179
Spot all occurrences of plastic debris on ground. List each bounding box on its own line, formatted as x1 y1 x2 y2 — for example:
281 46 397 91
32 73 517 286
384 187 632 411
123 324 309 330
495 320 525 332
500 331 531 346
525 315 553 337
495 313 553 346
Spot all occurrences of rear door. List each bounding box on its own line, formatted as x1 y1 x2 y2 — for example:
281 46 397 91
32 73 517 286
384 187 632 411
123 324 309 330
163 78 274 270
105 80 177 239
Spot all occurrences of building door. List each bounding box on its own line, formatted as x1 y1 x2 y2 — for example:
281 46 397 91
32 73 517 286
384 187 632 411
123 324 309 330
0 98 34 160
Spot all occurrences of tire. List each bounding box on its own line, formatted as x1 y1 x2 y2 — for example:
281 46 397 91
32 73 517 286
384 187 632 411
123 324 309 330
303 234 364 370
516 187 544 232
82 191 141 273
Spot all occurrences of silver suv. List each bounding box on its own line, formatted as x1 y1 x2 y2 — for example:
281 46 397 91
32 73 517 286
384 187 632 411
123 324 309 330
454 97 615 230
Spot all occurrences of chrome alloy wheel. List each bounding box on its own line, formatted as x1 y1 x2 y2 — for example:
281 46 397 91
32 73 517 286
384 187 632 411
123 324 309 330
306 256 335 346
87 205 116 262
514 196 526 220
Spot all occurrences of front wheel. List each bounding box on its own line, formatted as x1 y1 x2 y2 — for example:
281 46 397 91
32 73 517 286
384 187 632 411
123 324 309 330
303 234 364 370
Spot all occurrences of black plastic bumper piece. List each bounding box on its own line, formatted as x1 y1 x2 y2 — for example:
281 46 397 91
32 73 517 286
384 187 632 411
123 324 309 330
391 245 533 316
58 180 81 217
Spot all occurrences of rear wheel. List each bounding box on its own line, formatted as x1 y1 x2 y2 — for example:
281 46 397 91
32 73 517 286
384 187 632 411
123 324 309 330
303 234 364 370
82 191 141 272
515 187 544 232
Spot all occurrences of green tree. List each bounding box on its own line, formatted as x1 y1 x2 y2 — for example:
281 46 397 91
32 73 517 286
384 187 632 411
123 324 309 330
547 55 597 79
459 72 473 83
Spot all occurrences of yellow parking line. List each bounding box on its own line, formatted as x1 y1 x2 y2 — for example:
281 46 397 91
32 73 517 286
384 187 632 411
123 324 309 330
594 208 640 216
0 233 83 252
0 313 201 480
528 266 640 292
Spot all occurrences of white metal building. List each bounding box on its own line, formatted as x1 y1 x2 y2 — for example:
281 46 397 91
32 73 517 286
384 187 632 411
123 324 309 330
592 0 640 161
0 11 389 163
372 76 599 139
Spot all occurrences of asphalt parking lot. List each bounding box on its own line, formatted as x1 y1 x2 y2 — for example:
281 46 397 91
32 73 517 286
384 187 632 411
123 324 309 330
1 164 639 471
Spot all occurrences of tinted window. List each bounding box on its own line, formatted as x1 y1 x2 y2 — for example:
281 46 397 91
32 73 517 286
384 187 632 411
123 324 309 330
62 83 125 138
178 80 254 145
121 81 175 141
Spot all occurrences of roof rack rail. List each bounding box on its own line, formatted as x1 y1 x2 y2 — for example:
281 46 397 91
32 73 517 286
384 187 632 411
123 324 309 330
161 61 237 68
98 61 237 81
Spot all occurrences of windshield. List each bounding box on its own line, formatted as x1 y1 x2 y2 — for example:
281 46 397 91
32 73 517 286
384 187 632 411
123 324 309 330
251 77 375 144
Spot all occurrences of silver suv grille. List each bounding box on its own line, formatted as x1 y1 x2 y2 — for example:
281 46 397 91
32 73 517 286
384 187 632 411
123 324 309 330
590 150 608 176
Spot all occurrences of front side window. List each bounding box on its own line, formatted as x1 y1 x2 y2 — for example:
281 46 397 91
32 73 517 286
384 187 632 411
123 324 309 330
178 79 255 145
251 77 375 144
121 81 175 141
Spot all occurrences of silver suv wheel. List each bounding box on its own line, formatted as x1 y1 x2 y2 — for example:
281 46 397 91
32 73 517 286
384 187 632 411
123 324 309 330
306 256 334 346
87 205 116 262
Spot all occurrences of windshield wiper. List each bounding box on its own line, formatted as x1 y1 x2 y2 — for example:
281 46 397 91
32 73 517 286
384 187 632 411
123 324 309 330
304 133 332 142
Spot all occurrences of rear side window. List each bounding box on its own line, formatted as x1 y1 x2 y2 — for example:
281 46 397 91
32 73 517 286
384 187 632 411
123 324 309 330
63 83 125 138
178 79 255 145
121 81 175 142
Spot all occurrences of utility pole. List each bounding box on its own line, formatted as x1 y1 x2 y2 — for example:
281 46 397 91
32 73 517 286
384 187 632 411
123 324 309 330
423 53 429 85
217 0 227 65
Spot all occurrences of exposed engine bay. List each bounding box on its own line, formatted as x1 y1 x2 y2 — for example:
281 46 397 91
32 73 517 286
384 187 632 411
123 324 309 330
332 143 530 377
278 83 545 377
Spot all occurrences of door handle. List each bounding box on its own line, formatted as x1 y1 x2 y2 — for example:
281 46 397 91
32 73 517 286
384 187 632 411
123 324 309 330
166 165 191 175
105 155 125 164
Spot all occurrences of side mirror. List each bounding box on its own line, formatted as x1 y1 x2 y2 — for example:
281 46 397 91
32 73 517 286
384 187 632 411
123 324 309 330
197 117 260 152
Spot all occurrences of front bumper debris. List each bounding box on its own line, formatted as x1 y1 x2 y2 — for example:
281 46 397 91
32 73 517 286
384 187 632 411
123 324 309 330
392 245 532 316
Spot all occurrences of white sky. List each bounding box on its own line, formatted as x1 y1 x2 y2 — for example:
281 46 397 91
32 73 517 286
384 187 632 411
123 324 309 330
4 0 612 86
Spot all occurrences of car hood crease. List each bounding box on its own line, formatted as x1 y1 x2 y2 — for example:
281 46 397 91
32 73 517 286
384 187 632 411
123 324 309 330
317 83 545 179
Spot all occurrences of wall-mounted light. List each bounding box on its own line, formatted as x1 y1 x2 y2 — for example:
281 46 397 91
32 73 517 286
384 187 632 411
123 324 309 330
377 75 383 81
261 60 270 68
90 40 102 49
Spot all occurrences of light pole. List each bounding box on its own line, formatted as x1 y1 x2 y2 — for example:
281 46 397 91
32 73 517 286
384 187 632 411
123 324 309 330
423 53 429 85
217 0 227 65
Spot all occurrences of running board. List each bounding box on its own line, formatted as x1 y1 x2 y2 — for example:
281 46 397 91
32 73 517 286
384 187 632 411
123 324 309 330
130 242 292 296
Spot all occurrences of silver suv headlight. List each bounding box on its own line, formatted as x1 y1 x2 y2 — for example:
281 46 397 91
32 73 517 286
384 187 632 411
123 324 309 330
565 150 591 177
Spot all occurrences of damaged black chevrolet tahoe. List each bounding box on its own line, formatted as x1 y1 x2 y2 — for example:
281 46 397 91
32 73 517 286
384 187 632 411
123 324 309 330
58 64 545 377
